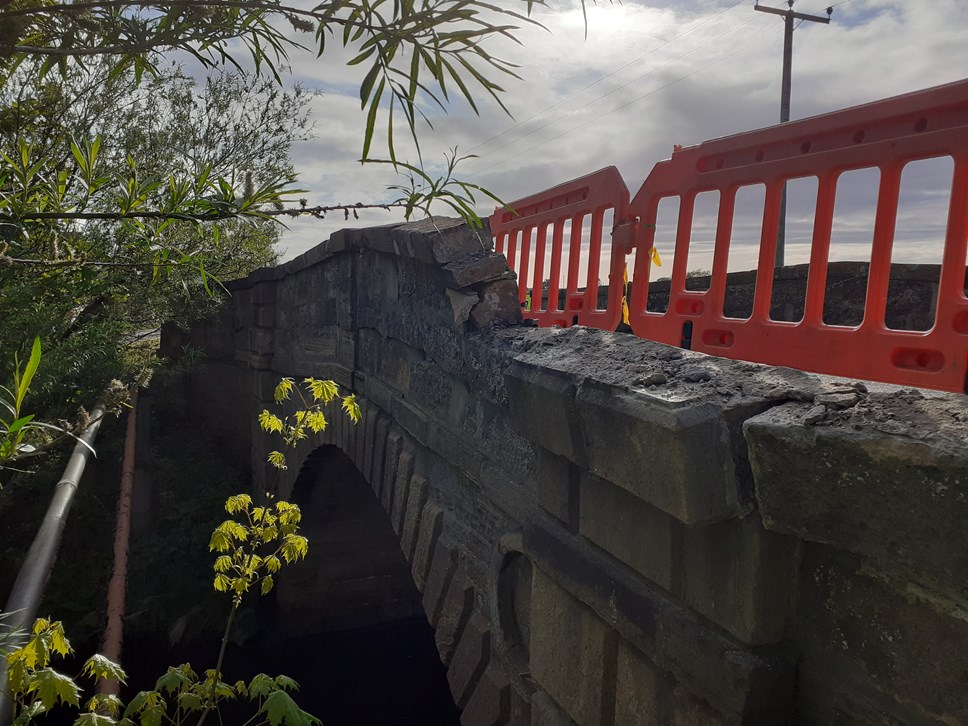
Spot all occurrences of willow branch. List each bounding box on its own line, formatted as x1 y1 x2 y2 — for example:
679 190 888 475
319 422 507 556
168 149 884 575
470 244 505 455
1 201 406 223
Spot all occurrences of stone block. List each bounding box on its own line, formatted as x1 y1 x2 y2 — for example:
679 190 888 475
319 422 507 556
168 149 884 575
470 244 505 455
579 474 678 594
745 394 968 592
614 639 662 726
461 664 511 726
249 327 274 356
378 337 422 392
434 572 475 665
363 376 395 414
530 567 617 726
336 328 356 368
444 251 511 290
798 547 968 725
470 279 523 329
391 449 415 535
681 512 799 646
412 502 445 591
524 525 797 724
355 222 404 256
391 396 430 447
536 449 579 531
576 381 741 525
381 430 403 511
351 413 366 472
530 691 575 726
422 536 457 626
401 475 429 561
361 407 378 482
396 216 490 264
447 613 492 710
669 685 730 726
368 414 391 496
430 424 485 483
510 689 532 726
253 304 276 328
446 288 480 330
355 328 381 376
505 362 585 466
655 606 795 724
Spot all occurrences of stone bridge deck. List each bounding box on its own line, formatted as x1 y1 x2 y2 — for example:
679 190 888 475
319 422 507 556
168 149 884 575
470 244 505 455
166 218 968 726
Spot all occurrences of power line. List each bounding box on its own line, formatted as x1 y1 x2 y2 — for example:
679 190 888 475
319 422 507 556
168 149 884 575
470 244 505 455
468 20 783 178
468 13 767 164
466 0 747 154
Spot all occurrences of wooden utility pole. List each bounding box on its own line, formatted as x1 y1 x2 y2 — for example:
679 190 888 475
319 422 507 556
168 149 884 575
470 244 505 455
755 1 832 268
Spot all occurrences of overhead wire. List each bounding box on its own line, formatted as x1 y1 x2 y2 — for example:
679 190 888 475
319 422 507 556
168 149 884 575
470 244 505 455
466 0 748 154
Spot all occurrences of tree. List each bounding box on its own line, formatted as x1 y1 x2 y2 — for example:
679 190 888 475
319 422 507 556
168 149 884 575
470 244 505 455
0 1 551 425
0 56 317 422
0 1 539 232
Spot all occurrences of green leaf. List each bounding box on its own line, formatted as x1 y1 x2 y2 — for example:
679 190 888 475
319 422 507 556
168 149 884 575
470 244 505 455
12 700 46 726
7 415 36 435
122 689 166 719
82 654 127 684
15 338 41 414
361 77 386 161
28 668 81 710
274 675 299 692
74 710 120 725
258 690 321 726
248 673 276 698
176 690 204 711
84 693 124 718
154 665 196 694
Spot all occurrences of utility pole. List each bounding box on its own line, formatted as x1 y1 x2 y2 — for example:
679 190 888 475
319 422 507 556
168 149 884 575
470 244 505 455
755 1 832 268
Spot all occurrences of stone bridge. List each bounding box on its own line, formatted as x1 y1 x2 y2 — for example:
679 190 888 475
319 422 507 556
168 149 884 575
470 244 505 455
165 219 968 726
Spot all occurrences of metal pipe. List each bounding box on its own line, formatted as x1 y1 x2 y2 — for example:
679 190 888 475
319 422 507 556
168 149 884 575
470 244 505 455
98 392 138 699
0 404 106 726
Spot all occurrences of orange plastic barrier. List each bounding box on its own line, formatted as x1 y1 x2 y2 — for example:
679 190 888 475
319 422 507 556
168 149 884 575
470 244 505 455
493 80 968 394
625 78 968 393
490 167 630 330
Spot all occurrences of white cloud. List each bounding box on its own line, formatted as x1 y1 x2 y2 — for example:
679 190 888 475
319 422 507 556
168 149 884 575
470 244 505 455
272 0 968 285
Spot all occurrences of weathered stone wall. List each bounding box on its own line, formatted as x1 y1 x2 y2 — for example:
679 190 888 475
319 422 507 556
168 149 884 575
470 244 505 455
167 218 968 726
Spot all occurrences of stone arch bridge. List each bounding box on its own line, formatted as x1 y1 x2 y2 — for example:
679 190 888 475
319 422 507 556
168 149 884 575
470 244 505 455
165 218 968 726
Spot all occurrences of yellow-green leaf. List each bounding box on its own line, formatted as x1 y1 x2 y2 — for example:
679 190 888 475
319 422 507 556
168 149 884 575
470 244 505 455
304 378 338 403
268 451 288 470
274 378 294 403
259 410 284 433
341 395 361 424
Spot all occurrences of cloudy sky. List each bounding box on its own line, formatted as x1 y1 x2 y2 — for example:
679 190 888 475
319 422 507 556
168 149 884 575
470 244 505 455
273 0 968 286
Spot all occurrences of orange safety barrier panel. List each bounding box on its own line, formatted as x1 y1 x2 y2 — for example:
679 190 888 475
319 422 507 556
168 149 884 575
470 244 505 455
624 78 968 393
490 167 630 330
